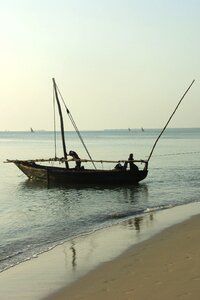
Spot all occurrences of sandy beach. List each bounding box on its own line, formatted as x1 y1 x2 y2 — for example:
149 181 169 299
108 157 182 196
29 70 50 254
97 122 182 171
47 213 200 300
1 203 200 300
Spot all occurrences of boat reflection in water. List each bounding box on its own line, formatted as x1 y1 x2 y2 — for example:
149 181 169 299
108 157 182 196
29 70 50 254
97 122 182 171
15 179 152 280
58 206 156 284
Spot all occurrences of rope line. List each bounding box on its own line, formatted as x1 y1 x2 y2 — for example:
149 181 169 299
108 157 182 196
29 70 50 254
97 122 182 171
53 87 57 158
56 84 97 169
150 151 200 158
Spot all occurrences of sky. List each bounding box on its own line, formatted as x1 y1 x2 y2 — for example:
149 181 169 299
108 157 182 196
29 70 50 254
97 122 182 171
0 0 199 131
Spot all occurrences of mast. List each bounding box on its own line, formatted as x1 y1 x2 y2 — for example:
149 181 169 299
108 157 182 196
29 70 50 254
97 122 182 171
52 78 69 169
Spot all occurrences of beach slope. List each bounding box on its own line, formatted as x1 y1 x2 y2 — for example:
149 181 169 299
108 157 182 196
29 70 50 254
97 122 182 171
46 215 200 300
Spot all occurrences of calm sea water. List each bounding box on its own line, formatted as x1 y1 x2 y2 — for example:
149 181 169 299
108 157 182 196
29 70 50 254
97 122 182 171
0 128 200 272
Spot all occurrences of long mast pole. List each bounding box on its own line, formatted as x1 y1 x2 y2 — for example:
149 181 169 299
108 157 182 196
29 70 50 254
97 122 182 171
147 79 195 162
52 78 69 169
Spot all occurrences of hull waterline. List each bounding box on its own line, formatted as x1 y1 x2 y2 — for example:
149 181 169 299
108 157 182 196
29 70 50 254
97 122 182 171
15 161 148 185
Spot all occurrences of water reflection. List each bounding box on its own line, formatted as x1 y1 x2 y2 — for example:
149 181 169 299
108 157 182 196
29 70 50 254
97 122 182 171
70 241 77 269
60 210 156 280
134 217 142 231
19 179 48 190
19 179 148 198
15 179 150 269
125 216 143 231
123 212 154 233
17 180 149 229
19 179 148 193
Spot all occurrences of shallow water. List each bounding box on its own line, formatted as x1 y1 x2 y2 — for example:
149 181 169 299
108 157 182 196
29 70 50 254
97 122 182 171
1 202 200 300
0 128 200 272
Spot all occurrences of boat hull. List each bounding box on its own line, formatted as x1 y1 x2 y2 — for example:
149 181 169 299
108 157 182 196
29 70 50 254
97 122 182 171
15 161 148 185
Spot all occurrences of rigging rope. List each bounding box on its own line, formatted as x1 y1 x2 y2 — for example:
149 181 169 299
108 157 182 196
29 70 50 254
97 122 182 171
149 151 200 158
56 85 97 169
53 88 57 158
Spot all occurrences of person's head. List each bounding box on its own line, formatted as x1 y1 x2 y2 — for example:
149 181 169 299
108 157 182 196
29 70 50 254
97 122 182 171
129 153 133 160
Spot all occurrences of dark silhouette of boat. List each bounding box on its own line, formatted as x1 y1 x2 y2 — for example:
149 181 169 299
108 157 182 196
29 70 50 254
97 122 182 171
7 79 148 185
13 159 148 185
6 79 195 186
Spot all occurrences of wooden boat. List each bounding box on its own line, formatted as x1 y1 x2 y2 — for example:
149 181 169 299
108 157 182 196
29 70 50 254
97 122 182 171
6 79 195 186
6 78 148 185
12 159 148 185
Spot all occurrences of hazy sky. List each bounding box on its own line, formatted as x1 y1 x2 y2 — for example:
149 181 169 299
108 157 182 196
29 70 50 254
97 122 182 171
0 0 199 131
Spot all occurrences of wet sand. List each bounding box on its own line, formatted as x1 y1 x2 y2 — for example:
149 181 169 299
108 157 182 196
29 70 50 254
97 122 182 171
0 203 200 300
46 212 200 300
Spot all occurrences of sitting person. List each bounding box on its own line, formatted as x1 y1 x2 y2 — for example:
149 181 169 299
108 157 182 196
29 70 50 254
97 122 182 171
69 150 81 169
114 162 123 170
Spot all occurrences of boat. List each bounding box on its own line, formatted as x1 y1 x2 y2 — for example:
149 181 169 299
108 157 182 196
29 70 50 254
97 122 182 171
6 78 195 186
6 79 148 185
12 159 148 185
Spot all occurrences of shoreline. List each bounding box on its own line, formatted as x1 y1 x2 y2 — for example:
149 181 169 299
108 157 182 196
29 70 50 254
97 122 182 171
0 202 200 300
46 211 200 300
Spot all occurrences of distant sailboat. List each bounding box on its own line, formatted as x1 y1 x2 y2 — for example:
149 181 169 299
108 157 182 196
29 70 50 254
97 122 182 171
30 127 34 133
141 127 144 132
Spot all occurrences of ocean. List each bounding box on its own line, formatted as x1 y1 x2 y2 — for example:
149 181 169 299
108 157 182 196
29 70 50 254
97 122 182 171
0 128 200 274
